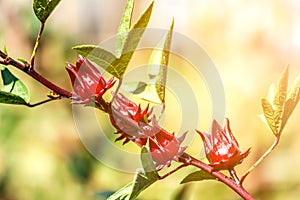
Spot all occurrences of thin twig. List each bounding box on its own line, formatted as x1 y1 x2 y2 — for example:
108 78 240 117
26 98 59 107
240 135 280 184
159 163 188 180
30 22 45 69
112 78 123 101
0 50 72 98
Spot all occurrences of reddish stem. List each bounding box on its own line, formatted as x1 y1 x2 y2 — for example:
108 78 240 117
0 50 72 98
179 153 255 200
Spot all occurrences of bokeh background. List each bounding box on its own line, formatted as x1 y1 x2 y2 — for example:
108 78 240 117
1 0 300 199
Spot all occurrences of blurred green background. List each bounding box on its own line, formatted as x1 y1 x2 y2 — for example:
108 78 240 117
1 0 300 199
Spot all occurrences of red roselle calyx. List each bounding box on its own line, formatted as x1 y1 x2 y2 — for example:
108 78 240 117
149 118 187 170
110 94 187 170
110 93 152 147
197 118 251 171
66 55 115 105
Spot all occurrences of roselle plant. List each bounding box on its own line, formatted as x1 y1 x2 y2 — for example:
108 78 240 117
1 0 300 199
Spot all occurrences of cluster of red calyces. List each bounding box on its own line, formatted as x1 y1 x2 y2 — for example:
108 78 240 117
110 94 187 170
66 56 250 172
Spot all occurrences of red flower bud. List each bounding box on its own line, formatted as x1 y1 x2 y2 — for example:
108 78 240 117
149 118 187 170
66 55 115 104
110 94 153 146
197 118 250 170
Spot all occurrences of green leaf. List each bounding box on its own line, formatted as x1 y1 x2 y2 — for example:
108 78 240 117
180 170 216 184
17 58 28 65
73 45 134 79
107 148 159 200
273 66 289 109
148 19 174 103
107 169 158 200
261 66 293 135
261 98 279 135
281 74 300 132
140 147 158 179
3 45 8 56
107 182 133 200
33 0 61 22
73 1 153 79
120 1 153 57
126 19 174 104
0 67 30 105
116 1 154 73
116 0 134 57
72 45 122 77
0 91 28 105
129 169 157 200
124 83 162 104
122 81 147 94
128 148 159 199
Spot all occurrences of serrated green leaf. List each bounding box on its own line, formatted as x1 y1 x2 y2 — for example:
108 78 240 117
261 98 279 135
0 67 30 105
140 147 158 179
116 0 134 57
33 0 61 22
180 170 216 184
148 19 174 103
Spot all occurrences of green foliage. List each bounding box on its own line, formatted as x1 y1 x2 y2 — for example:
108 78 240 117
17 58 29 65
261 66 300 136
148 19 174 103
140 147 158 178
180 170 216 184
73 1 154 79
108 148 159 200
122 82 161 104
0 67 30 105
118 1 153 60
116 0 134 57
107 182 134 200
3 45 8 56
72 45 120 77
33 0 61 23
123 19 174 104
